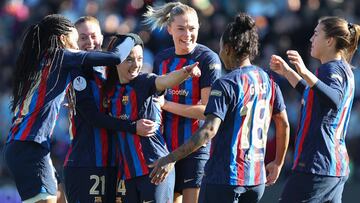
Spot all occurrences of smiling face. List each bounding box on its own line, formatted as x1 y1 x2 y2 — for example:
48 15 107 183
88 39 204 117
167 12 199 55
76 21 103 50
116 45 143 84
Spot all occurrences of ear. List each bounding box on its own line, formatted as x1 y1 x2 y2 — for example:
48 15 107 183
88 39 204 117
59 34 67 46
167 25 173 36
327 37 335 47
224 43 231 55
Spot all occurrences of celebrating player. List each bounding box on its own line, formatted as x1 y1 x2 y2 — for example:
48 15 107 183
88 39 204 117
271 16 359 202
149 13 290 203
144 2 222 202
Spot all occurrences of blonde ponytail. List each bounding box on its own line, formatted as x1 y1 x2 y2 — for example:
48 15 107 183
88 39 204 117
143 2 197 31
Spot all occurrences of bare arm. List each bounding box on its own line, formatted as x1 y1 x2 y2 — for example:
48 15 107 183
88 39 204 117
162 87 211 120
155 62 200 92
265 110 290 186
270 55 303 88
149 114 222 184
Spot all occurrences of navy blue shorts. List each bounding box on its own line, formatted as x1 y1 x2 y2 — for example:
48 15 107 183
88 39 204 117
174 147 209 193
123 169 175 203
199 183 265 203
280 172 348 203
4 141 57 201
63 167 117 203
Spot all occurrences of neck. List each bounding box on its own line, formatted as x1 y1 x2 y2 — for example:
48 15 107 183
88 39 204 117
320 50 342 64
229 57 252 70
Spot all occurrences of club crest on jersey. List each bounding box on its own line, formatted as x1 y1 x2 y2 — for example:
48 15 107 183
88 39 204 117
73 76 87 91
122 96 129 105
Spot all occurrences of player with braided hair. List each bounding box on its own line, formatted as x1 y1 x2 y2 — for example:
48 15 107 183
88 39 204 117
149 12 290 203
4 14 132 203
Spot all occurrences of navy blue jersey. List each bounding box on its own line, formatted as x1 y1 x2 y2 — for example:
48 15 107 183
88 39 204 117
292 60 354 177
203 66 286 186
7 49 121 150
107 73 169 179
153 44 222 151
64 65 139 167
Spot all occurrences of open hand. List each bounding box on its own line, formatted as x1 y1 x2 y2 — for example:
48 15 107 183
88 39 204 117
148 156 175 185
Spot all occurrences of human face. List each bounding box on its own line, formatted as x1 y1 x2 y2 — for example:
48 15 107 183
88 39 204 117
64 27 79 50
116 45 143 84
77 21 103 50
310 23 329 60
167 12 199 55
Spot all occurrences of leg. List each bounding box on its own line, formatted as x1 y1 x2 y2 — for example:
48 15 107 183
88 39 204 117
182 188 200 203
4 141 57 202
238 184 265 203
173 192 182 203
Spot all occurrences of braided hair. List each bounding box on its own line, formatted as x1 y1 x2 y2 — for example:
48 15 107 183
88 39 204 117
221 13 259 61
12 14 74 112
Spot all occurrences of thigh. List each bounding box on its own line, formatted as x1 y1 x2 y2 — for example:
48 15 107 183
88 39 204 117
238 184 265 203
325 176 348 203
199 183 243 203
4 141 57 201
280 172 343 203
174 155 208 193
135 170 175 203
63 167 117 203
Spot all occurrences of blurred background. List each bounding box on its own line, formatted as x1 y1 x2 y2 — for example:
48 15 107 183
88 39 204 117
0 0 359 202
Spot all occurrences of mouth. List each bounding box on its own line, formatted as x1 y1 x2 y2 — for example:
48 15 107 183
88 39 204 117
180 39 193 46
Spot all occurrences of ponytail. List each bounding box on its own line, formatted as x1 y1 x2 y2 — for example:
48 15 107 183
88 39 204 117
143 2 197 31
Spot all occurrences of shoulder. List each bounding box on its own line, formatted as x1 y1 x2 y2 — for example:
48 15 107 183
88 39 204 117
194 44 219 59
154 47 176 62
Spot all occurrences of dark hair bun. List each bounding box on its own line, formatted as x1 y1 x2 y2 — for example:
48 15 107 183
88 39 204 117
233 13 255 33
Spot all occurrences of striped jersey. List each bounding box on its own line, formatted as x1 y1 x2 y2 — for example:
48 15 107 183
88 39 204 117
7 49 121 150
292 60 354 177
64 68 117 167
203 66 286 186
153 44 222 152
108 73 169 179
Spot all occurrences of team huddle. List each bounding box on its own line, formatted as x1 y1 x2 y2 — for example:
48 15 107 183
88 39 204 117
3 1 359 203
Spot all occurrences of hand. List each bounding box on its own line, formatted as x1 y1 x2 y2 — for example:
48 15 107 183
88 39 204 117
136 119 156 137
148 156 175 185
270 55 291 76
265 161 282 186
286 50 308 76
183 62 201 77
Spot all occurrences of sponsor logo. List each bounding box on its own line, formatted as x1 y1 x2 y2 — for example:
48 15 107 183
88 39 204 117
210 90 222 97
166 89 189 96
183 178 194 183
118 114 130 120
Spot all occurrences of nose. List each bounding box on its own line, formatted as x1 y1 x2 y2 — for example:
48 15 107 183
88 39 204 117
310 35 314 43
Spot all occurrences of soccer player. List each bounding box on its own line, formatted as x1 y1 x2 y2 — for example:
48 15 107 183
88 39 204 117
3 14 131 203
103 33 200 203
149 13 290 203
143 2 222 202
270 17 359 203
63 16 156 203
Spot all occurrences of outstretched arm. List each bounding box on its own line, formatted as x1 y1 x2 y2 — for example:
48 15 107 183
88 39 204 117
148 114 222 184
155 62 201 92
